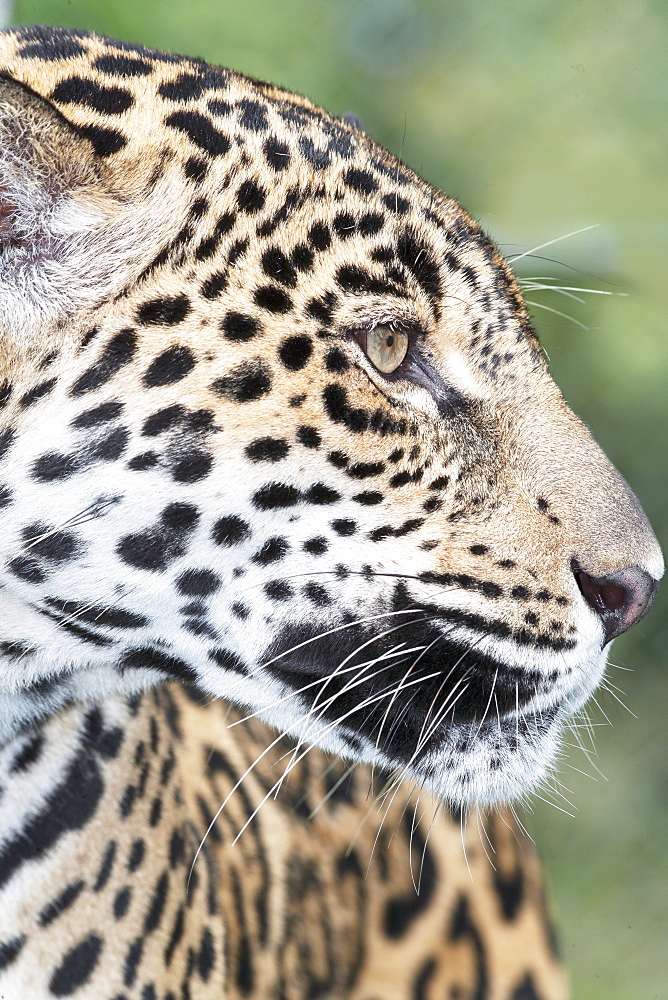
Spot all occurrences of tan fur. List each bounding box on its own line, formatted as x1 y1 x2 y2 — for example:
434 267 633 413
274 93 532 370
0 686 567 999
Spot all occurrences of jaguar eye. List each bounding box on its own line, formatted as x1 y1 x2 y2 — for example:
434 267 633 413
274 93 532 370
356 324 409 374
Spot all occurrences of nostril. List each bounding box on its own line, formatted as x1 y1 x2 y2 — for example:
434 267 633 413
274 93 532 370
575 572 628 615
572 561 659 643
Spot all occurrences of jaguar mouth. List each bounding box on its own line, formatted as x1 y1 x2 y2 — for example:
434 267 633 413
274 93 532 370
263 609 595 791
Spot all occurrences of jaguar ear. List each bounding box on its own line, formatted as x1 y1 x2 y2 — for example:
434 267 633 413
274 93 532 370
0 75 183 343
0 74 119 341
0 73 102 198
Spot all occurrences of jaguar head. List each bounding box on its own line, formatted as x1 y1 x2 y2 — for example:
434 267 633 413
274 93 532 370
0 28 661 806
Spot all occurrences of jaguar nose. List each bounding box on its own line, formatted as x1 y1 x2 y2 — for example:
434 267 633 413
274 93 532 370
573 563 659 643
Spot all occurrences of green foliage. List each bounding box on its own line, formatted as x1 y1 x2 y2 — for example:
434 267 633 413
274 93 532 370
11 2 668 996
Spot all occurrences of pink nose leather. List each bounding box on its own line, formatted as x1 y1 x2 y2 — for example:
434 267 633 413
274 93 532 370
574 564 659 642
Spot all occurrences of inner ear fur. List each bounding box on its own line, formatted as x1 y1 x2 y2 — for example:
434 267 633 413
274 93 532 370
0 75 191 345
0 74 103 221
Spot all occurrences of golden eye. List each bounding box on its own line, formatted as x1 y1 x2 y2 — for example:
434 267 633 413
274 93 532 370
358 324 409 374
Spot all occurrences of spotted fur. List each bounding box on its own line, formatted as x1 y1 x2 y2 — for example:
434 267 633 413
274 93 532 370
0 25 661 1000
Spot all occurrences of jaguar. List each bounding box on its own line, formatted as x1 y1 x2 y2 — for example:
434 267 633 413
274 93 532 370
0 24 661 1000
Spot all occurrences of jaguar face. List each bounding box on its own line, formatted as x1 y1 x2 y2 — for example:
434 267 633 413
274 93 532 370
0 27 661 806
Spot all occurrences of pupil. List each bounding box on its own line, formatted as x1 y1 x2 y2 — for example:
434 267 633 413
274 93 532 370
385 335 394 347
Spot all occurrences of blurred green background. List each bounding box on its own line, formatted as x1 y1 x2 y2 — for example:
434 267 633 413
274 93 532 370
8 1 666 996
